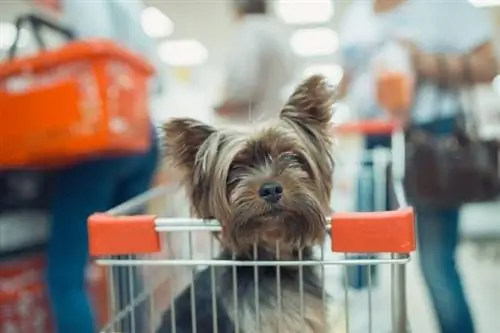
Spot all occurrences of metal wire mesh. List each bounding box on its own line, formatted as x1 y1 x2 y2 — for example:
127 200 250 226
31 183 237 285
95 227 410 333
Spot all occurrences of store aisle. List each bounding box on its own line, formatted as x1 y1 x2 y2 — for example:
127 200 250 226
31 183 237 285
321 240 500 333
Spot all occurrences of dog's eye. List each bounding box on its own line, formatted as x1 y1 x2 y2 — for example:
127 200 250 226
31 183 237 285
228 164 246 181
280 152 300 163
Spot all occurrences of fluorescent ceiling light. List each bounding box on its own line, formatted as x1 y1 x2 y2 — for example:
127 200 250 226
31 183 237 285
141 6 174 38
276 0 333 24
290 28 338 57
158 39 208 66
469 0 500 7
0 22 30 50
304 63 343 85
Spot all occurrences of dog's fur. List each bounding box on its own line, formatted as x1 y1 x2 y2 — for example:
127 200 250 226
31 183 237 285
157 75 342 333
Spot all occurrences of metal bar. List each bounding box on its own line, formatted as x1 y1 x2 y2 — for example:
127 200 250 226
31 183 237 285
156 220 333 230
298 249 305 331
210 237 219 333
170 270 177 333
189 232 197 333
320 245 326 333
368 264 373 333
343 253 350 333
390 130 409 333
232 252 240 333
253 244 260 332
276 241 282 333
106 264 117 332
106 185 173 216
127 259 136 333
96 257 410 267
391 253 408 333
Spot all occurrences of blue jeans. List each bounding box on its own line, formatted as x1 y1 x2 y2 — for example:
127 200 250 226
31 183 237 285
415 207 474 333
46 131 159 333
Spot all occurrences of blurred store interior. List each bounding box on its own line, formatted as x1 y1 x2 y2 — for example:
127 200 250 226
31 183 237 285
4 0 498 233
1 1 500 333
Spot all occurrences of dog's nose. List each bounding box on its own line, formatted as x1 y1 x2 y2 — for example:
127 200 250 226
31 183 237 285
258 182 283 203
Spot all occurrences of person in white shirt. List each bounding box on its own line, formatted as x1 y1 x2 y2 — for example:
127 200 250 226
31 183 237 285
215 0 298 125
338 1 497 332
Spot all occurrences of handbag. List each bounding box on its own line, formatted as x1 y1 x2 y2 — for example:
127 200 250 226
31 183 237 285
0 13 155 168
404 57 500 208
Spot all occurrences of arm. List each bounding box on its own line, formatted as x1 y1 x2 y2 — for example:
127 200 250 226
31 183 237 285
412 42 497 85
407 0 497 86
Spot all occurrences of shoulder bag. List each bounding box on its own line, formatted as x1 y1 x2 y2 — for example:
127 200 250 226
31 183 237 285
403 57 500 208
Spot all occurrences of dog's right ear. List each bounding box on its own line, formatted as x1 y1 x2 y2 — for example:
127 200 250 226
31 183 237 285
280 75 335 132
162 118 216 172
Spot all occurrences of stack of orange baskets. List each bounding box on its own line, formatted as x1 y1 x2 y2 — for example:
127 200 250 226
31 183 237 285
0 14 155 168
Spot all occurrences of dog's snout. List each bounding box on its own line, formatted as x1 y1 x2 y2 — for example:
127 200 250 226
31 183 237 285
258 182 283 203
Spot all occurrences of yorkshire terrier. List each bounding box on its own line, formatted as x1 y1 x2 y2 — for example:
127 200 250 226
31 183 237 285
157 75 345 333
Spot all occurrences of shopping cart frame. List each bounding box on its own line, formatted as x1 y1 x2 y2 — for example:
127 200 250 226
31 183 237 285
88 120 415 333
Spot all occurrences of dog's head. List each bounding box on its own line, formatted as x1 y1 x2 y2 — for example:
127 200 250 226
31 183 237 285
163 75 334 255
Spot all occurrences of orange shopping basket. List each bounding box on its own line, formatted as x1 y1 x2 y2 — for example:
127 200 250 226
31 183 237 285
0 14 155 168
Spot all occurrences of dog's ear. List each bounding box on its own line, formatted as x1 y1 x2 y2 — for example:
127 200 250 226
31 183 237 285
280 75 334 131
163 118 216 172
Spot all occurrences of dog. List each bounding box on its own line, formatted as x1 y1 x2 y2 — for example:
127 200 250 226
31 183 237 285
156 75 345 333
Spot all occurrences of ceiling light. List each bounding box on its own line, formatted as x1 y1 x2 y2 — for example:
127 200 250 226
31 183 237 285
469 0 500 7
304 63 344 85
275 0 333 24
290 28 338 57
158 39 208 67
0 23 30 50
141 7 174 38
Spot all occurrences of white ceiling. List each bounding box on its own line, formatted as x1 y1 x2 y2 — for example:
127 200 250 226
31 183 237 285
143 0 351 69
143 0 235 68
1 0 500 75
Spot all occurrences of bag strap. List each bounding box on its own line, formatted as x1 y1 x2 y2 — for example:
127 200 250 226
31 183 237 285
8 13 75 60
433 55 481 138
459 56 481 138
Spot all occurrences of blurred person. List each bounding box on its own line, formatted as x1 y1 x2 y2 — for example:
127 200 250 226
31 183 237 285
338 0 497 332
46 1 162 332
215 0 298 125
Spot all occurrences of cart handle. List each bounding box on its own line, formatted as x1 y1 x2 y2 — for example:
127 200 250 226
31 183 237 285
88 208 415 256
332 120 400 135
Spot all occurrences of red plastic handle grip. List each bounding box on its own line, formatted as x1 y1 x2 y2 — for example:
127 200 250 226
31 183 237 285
88 213 160 256
332 120 399 135
330 208 415 253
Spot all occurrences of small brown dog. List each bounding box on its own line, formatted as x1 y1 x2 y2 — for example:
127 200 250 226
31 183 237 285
157 75 345 333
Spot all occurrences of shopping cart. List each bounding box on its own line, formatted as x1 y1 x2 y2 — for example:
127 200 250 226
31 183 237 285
87 120 416 333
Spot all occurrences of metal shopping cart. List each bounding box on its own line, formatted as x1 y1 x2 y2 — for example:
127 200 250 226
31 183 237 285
87 120 416 333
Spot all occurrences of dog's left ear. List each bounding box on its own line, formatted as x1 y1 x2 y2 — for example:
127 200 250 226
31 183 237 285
162 118 216 172
280 75 335 132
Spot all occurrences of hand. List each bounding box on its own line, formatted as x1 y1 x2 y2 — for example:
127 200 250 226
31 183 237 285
397 39 421 60
398 39 466 86
398 39 458 82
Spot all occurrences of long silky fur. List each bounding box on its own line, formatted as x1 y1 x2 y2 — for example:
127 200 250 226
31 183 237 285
157 75 345 333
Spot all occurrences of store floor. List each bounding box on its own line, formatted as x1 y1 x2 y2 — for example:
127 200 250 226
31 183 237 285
321 240 500 333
